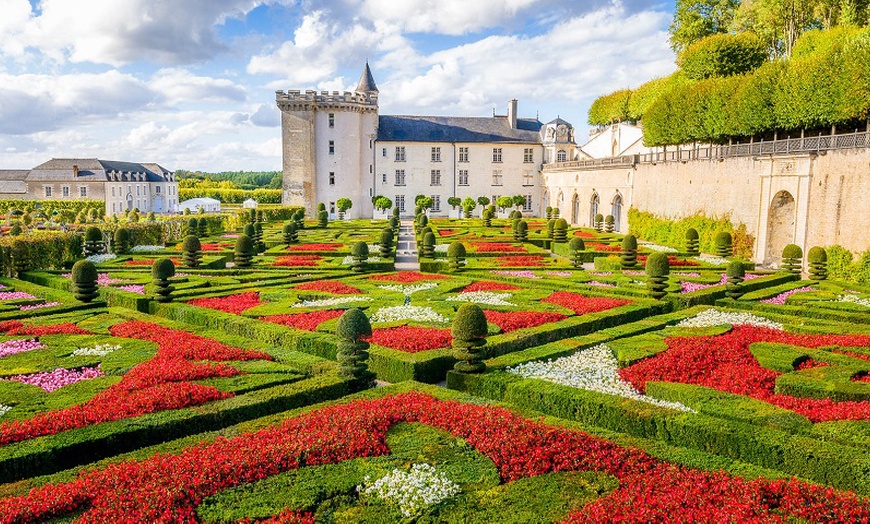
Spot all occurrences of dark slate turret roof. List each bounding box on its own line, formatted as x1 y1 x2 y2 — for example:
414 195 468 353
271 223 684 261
378 115 543 143
356 62 379 93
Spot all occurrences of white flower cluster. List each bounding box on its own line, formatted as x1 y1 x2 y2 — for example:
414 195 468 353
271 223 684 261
72 344 121 357
639 242 678 253
0 404 10 417
694 254 729 266
434 244 449 253
840 294 870 308
446 291 515 306
291 296 373 308
85 254 117 264
341 255 382 265
509 344 694 412
370 305 448 323
378 282 439 295
358 463 461 518
675 308 782 330
130 245 165 252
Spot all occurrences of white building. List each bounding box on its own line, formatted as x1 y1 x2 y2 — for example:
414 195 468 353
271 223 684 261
178 197 221 213
242 198 258 209
277 64 576 218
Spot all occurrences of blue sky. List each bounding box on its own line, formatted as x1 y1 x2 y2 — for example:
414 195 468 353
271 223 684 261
0 0 676 171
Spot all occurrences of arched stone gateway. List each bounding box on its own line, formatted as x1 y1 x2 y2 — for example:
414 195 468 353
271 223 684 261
571 193 580 224
765 190 796 266
589 192 600 227
611 192 623 232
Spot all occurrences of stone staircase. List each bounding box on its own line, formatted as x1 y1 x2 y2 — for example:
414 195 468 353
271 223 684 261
394 220 420 271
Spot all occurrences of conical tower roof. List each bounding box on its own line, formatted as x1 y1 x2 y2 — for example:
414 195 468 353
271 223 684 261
356 62 379 93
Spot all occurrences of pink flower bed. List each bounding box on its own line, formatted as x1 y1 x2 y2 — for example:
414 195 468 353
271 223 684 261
0 339 45 359
19 302 60 311
490 270 539 279
0 292 36 300
117 285 146 295
760 286 815 305
5 366 104 393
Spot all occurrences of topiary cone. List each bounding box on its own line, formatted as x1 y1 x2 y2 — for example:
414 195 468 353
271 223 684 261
595 213 604 232
351 241 369 273
645 252 670 300
282 222 297 245
685 228 700 256
447 241 466 272
517 220 528 242
452 303 487 373
553 219 568 244
604 214 615 233
725 260 745 299
621 234 638 269
83 226 104 257
568 237 585 268
71 259 99 302
182 235 202 268
807 247 827 281
715 231 733 258
335 308 375 391
379 228 394 259
113 228 130 255
421 232 435 258
234 234 255 268
151 258 175 303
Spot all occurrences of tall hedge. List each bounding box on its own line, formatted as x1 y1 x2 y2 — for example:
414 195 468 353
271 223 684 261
628 208 754 259
178 188 282 204
588 89 633 125
676 33 767 80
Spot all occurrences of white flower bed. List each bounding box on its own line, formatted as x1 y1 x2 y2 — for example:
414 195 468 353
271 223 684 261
509 344 693 412
434 244 449 253
446 291 515 307
72 344 121 357
130 245 165 252
86 254 117 264
371 305 448 324
0 404 10 417
291 296 373 308
639 242 678 253
694 254 729 266
358 463 461 518
341 255 382 265
675 308 782 330
840 294 870 308
378 282 438 295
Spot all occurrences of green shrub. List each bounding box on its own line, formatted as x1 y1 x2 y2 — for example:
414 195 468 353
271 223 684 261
447 241 467 272
9 224 22 236
604 215 615 233
71 260 99 302
234 235 254 268
182 235 202 268
594 213 604 232
293 209 305 230
568 237 585 269
483 209 492 228
808 246 828 281
677 33 767 80
715 231 733 258
113 228 131 255
546 206 553 220
588 89 632 125
685 228 700 256
421 232 435 258
725 260 746 299
645 252 670 300
546 219 555 239
282 222 297 245
254 222 265 253
84 226 105 257
151 258 176 303
335 309 375 392
178 188 282 204
629 209 752 259
379 228 394 258
621 235 638 269
351 242 369 273
187 217 199 237
389 216 399 233
516 220 528 242
317 210 328 228
453 304 487 373
781 244 803 273
553 219 568 244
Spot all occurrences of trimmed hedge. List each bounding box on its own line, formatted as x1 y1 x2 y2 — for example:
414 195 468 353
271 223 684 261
628 208 754 260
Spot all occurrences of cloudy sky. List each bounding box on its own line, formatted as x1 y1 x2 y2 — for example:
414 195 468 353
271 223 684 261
0 0 676 172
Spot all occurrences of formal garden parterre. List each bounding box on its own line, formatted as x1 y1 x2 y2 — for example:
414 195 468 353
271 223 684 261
0 208 869 521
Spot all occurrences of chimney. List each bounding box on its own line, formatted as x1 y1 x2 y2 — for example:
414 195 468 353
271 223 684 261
508 99 518 129
73 164 79 177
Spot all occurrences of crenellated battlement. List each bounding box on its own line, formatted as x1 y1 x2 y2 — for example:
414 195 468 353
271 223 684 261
276 89 378 112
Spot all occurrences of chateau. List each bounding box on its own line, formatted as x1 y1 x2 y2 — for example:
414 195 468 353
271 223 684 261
277 63 578 219
0 158 179 216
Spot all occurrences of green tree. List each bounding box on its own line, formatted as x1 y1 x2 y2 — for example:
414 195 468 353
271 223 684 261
336 198 353 219
670 0 741 53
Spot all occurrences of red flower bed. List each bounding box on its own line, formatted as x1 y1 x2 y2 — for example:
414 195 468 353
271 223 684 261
273 255 322 267
587 243 621 252
0 321 89 336
261 310 343 332
199 243 232 251
794 358 830 371
543 292 631 315
484 310 567 332
472 242 527 253
437 229 459 237
124 258 182 266
294 281 362 294
574 231 598 239
0 321 270 447
0 392 865 523
620 325 870 422
496 255 545 267
369 272 448 283
241 510 314 524
461 281 521 293
637 254 700 267
187 292 263 315
365 326 452 353
853 373 870 383
286 243 342 251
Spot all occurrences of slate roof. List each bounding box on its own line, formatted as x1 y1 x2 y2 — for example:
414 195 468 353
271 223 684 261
377 115 543 143
25 159 173 182
356 62 379 93
0 171 29 194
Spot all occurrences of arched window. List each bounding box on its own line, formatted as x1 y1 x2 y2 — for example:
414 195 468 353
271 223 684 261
571 193 580 224
557 150 567 162
589 192 599 227
611 193 623 231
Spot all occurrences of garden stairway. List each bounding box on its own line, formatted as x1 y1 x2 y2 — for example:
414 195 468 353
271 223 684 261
394 220 420 271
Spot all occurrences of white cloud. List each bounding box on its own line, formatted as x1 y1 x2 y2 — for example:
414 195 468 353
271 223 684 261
355 0 538 35
150 68 247 104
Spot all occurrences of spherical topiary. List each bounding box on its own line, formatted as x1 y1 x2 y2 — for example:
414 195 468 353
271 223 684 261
351 241 369 272
317 209 328 228
781 244 803 273
595 213 604 232
379 228 394 258
546 206 553 220
452 303 488 374
604 214 615 233
335 308 375 391
197 217 208 237
553 218 568 244
447 241 467 272
182 235 202 268
725 260 746 299
568 237 585 269
516 220 528 242
113 227 131 255
685 228 700 256
71 259 99 302
421 232 435 258
234 234 254 268
83 226 105 257
645 252 670 300
807 246 828 281
715 231 733 258
621 234 638 269
151 258 176 303
282 222 297 244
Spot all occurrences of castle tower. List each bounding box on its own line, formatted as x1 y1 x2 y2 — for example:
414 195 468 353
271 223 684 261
276 63 379 217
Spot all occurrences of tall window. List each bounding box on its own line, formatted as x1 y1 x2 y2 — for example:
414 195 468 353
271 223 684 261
80 186 88 197
396 195 406 212
328 113 335 127
458 147 469 163
44 186 52 197
395 170 406 186
137 185 141 196
491 170 503 186
382 173 387 184
523 172 534 186
523 195 533 212
328 141 335 154
524 148 534 163
557 149 567 162
431 195 441 212
155 186 161 194
395 146 406 161
62 186 70 197
492 148 502 163
430 169 441 186
431 147 441 162
458 170 469 186
382 147 387 157
329 172 335 185
111 187 115 197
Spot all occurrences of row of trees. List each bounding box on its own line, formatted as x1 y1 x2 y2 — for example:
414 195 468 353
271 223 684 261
371 194 528 214
176 170 282 190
